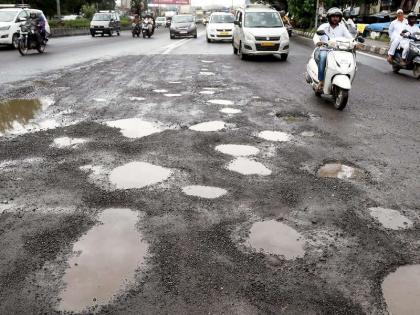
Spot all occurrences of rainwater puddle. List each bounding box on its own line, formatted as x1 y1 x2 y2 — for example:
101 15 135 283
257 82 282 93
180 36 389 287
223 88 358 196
220 108 242 114
258 131 292 142
208 99 234 106
52 137 87 148
382 264 420 315
203 87 218 90
168 81 181 84
109 162 172 189
245 220 305 259
216 144 259 157
301 131 315 137
227 158 271 176
93 98 107 103
57 208 148 313
189 121 225 132
200 90 215 95
199 72 215 76
369 207 413 230
0 98 55 135
276 112 310 123
201 60 215 63
182 185 227 199
153 89 168 93
105 118 163 139
164 94 182 97
318 163 363 179
129 97 145 101
252 96 261 99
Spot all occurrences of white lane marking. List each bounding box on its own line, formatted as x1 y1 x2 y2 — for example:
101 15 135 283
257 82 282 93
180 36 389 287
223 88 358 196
357 51 387 62
161 30 206 55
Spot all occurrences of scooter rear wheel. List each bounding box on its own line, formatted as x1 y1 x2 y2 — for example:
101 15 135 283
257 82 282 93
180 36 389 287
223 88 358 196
392 64 401 73
334 88 348 111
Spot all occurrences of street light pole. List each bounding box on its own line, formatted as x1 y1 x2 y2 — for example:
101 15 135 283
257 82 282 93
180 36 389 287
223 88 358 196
56 0 61 19
315 0 319 29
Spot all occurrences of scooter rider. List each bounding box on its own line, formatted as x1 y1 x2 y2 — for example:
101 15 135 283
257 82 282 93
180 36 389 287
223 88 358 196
314 8 353 92
387 9 408 63
388 12 420 65
29 11 45 46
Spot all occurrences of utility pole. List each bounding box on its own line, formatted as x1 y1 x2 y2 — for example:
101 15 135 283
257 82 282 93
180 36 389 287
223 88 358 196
56 0 61 19
315 0 319 29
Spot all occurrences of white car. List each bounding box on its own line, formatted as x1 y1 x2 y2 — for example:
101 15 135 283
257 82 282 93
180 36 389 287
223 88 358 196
156 17 166 28
232 5 289 60
206 12 235 43
0 7 50 48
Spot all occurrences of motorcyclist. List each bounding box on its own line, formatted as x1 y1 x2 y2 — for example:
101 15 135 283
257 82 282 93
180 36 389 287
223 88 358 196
29 11 45 46
387 9 408 63
388 12 420 65
314 8 353 92
143 14 154 34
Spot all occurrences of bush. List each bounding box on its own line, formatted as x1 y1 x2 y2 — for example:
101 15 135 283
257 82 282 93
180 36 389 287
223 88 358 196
81 4 96 20
49 19 90 28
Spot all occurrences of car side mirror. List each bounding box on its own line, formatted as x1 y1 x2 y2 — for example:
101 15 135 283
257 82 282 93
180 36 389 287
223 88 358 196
356 36 365 43
316 30 325 36
17 17 26 22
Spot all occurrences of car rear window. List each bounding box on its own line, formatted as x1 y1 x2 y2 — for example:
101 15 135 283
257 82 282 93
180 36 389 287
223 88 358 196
172 15 193 23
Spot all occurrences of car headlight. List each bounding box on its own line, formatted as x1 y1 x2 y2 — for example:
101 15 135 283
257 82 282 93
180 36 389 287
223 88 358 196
244 32 254 41
0 26 11 31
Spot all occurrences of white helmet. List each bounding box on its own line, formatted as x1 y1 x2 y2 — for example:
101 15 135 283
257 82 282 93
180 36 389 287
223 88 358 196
327 7 343 20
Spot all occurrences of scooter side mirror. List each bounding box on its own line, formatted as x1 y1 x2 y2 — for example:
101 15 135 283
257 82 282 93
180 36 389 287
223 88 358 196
356 36 365 43
316 30 326 36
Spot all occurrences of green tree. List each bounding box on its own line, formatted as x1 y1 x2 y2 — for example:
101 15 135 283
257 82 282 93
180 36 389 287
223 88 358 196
131 0 147 15
81 3 96 19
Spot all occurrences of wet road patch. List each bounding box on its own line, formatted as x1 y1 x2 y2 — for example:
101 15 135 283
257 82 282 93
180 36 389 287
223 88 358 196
220 108 242 114
208 99 234 106
276 111 311 123
199 72 215 76
129 97 145 101
189 121 225 132
105 118 163 139
382 264 420 315
368 207 413 230
164 94 182 97
216 144 259 157
318 163 363 179
258 131 292 142
153 89 168 93
227 158 271 176
244 220 305 259
200 90 216 95
52 137 87 148
109 161 172 190
182 185 228 199
57 208 148 313
93 98 107 103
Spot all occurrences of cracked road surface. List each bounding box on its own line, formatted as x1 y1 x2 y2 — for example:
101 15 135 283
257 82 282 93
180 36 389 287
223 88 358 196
0 27 419 314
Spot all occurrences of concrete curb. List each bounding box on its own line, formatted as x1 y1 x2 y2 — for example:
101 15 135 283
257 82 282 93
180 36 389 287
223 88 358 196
294 29 387 56
50 26 132 38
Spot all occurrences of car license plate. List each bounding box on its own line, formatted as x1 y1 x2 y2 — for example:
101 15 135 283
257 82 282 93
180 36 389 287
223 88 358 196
219 32 229 36
261 41 275 46
180 31 187 34
97 30 103 33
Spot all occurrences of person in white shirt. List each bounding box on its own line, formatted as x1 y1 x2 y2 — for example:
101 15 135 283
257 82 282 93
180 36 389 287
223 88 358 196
313 8 354 91
394 12 420 64
387 9 408 62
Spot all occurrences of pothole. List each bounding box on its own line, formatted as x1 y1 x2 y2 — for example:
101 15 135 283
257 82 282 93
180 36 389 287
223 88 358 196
382 264 420 315
164 94 182 97
216 144 259 157
258 131 292 142
199 72 215 76
129 97 145 101
200 90 215 95
189 121 225 132
57 208 148 313
220 108 241 114
201 60 215 63
227 158 271 176
368 207 413 230
0 98 55 136
52 137 87 148
109 162 172 189
208 99 234 106
105 118 163 139
276 111 311 122
168 81 181 84
182 185 227 199
153 89 168 93
318 163 363 179
244 220 305 259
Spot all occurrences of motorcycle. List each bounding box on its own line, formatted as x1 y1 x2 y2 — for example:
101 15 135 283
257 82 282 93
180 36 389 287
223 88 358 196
17 19 47 56
305 30 364 110
132 22 141 38
391 31 420 79
142 21 154 38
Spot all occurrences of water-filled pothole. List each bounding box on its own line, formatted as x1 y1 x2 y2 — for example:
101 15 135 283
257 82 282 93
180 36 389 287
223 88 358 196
276 111 310 122
301 131 315 137
369 207 413 230
164 94 182 97
382 264 420 315
220 108 241 114
129 97 145 101
189 121 225 132
216 144 259 157
153 89 168 93
227 158 271 176
93 98 107 103
200 90 215 95
244 220 305 259
182 185 227 199
208 99 234 106
105 118 163 139
199 72 215 76
258 131 292 142
52 137 87 148
201 60 215 63
57 208 148 313
318 163 363 179
109 162 172 189
0 98 53 135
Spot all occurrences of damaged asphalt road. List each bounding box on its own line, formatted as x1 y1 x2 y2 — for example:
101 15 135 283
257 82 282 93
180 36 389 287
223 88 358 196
0 33 419 315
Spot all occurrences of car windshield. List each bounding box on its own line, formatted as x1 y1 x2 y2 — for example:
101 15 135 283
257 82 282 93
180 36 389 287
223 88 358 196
0 10 18 22
244 12 283 28
157 17 165 21
210 14 234 23
172 15 193 23
92 13 111 21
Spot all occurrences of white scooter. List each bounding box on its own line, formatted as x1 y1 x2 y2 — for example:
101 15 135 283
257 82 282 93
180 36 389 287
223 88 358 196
305 30 364 110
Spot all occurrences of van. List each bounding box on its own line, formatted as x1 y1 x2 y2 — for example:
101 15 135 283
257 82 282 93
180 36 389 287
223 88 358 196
90 11 120 37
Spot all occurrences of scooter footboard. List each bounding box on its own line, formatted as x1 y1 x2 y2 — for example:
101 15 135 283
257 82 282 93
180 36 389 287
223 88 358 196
332 75 351 90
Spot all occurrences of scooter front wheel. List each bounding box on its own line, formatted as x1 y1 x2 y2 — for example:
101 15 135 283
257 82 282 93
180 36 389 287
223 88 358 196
334 88 348 111
18 39 28 56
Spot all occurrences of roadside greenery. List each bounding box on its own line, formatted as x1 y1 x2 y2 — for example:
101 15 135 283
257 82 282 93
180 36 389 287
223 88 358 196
48 17 132 29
